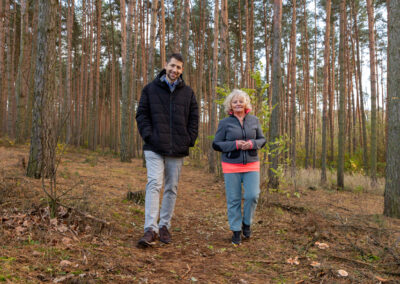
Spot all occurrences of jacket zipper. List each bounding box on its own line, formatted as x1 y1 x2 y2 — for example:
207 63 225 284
233 115 247 165
169 89 173 154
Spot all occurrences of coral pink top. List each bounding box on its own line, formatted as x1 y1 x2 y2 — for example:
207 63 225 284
221 161 260 174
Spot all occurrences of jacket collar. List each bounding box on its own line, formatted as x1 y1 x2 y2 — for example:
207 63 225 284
155 69 185 89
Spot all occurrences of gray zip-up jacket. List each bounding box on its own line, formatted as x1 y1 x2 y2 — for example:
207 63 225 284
212 114 266 164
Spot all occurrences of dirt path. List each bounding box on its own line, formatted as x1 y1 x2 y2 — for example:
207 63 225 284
1 146 400 283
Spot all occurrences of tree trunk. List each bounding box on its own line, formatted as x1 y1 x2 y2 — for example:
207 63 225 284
352 1 368 172
337 0 347 189
289 0 297 178
147 0 158 80
181 0 190 63
366 0 377 186
329 21 336 163
321 0 331 184
0 0 5 135
27 0 58 179
302 0 310 169
15 0 27 143
121 0 134 162
384 0 400 218
220 0 229 86
268 0 282 189
93 0 101 150
160 0 165 65
209 0 219 173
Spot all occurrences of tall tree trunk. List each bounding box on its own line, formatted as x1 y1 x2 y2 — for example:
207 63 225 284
238 0 244 87
147 0 158 80
0 0 5 135
352 1 368 172
181 0 190 63
289 0 297 178
302 0 310 169
329 21 335 163
15 0 27 143
209 0 219 173
321 0 331 184
65 0 74 144
93 0 101 150
160 0 165 65
337 0 347 189
366 0 377 186
121 0 134 162
27 0 58 179
384 0 400 218
220 0 229 86
268 0 282 189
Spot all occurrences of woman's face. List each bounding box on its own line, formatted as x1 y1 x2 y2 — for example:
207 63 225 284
231 95 246 115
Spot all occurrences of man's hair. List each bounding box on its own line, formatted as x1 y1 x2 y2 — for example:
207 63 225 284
166 53 184 64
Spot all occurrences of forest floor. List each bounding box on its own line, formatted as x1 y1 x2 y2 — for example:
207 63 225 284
1 144 400 283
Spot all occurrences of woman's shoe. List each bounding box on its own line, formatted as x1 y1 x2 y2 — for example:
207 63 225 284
242 222 251 239
232 231 241 245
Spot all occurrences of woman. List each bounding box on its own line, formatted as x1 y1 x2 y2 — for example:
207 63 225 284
213 89 266 245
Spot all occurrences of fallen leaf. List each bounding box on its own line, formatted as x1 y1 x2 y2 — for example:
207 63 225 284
57 224 69 233
50 218 58 226
15 226 26 234
310 261 321 268
22 219 31 227
32 251 42 257
53 274 74 283
375 276 389 282
315 241 329 249
62 237 73 246
59 260 72 267
287 256 300 265
337 269 348 277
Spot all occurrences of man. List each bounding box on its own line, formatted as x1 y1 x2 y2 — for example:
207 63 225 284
136 53 199 248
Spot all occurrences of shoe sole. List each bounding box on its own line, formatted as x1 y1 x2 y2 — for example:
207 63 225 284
159 239 171 244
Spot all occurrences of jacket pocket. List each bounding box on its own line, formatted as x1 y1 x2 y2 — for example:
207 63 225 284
227 150 240 159
248 149 258 157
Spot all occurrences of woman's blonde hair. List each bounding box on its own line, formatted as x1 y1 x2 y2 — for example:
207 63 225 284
223 89 252 115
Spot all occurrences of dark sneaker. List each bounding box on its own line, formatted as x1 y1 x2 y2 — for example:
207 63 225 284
232 231 241 245
242 222 251 239
137 229 157 248
159 226 172 244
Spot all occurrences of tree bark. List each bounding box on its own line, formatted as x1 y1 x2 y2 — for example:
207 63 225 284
209 0 219 173
27 0 58 179
147 0 158 80
321 0 331 184
384 0 400 218
289 0 297 178
366 0 378 186
268 0 282 189
337 0 347 189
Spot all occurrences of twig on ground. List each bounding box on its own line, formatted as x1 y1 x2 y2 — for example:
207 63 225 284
181 264 191 279
56 201 111 226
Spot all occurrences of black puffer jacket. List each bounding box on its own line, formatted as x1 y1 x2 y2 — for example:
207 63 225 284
136 70 199 157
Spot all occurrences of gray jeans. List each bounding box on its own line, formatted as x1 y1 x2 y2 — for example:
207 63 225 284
144 150 184 233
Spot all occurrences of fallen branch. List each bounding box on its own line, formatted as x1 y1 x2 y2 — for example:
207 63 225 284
56 202 111 226
181 264 191 279
268 202 307 214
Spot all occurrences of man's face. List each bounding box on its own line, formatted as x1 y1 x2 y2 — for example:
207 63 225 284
165 57 184 82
